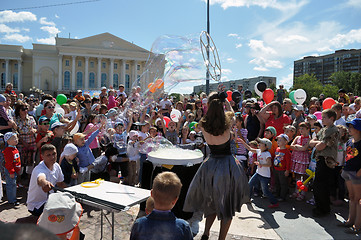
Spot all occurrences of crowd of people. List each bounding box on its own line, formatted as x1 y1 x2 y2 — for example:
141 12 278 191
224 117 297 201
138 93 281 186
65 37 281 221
1 81 361 239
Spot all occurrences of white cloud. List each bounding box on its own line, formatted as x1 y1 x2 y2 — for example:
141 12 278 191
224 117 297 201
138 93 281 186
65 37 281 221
275 34 309 44
226 57 236 63
0 10 36 23
55 14 60 19
254 66 269 72
41 26 60 36
278 72 294 90
222 68 232 74
328 28 361 48
36 37 56 44
249 57 283 71
3 33 32 43
39 17 56 26
36 25 61 45
206 0 309 12
248 40 277 55
235 43 243 48
346 0 361 8
221 75 230 81
0 24 20 33
228 33 238 37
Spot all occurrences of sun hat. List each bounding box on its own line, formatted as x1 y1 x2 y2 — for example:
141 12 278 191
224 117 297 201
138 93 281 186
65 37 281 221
129 130 139 139
257 138 272 149
51 122 66 131
265 126 277 136
101 86 107 90
39 116 50 124
347 118 361 131
4 132 17 142
38 192 83 235
277 133 289 142
61 143 78 158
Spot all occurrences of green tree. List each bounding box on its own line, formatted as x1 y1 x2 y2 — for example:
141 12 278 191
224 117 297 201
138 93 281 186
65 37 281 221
330 71 361 95
169 93 181 102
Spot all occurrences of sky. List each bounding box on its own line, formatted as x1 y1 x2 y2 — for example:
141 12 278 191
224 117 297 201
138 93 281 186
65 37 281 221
0 0 361 94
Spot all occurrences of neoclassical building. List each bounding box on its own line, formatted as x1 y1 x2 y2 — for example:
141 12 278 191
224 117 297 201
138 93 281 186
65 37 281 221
0 32 158 95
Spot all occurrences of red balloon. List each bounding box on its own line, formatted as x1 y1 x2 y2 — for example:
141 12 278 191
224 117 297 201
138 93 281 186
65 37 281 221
296 180 303 187
262 88 274 104
163 116 171 128
226 91 232 102
322 97 336 110
300 185 306 191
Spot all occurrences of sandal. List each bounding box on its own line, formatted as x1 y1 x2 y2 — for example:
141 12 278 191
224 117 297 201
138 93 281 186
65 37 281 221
344 226 361 234
337 221 353 228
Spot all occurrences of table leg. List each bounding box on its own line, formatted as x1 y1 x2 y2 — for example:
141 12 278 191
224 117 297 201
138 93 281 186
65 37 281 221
112 212 115 240
100 210 103 240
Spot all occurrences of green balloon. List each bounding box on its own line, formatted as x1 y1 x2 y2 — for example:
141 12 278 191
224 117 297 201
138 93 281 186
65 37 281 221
56 94 67 105
289 90 297 104
189 121 197 131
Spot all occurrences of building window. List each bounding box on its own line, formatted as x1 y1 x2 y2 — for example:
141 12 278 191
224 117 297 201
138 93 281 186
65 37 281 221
1 63 5 69
76 72 83 88
114 63 118 69
137 75 140 86
64 71 70 89
125 74 130 90
113 74 119 88
101 73 107 87
13 73 18 90
89 72 95 88
90 61 94 68
65 60 70 66
102 62 106 69
78 60 82 67
14 63 18 69
126 64 129 70
1 73 6 89
137 64 140 71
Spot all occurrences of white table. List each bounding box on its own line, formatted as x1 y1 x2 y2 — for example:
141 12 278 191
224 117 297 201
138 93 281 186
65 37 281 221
63 181 150 240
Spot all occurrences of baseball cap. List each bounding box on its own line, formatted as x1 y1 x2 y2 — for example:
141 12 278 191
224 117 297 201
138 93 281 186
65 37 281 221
347 118 361 131
265 126 277 136
101 86 107 90
106 108 117 117
277 133 289 142
4 132 17 142
293 105 304 111
284 125 296 132
114 122 124 128
37 192 83 235
51 122 66 131
39 116 50 124
306 114 317 121
257 138 272 149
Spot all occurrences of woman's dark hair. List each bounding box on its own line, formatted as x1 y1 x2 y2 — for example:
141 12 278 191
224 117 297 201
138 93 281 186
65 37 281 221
105 146 118 158
185 103 195 111
314 121 322 129
44 100 54 108
85 114 97 128
14 100 27 118
92 97 100 105
199 92 230 136
273 101 283 118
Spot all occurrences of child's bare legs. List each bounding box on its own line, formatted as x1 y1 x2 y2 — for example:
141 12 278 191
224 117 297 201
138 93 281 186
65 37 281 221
345 180 356 225
353 184 361 229
203 214 232 240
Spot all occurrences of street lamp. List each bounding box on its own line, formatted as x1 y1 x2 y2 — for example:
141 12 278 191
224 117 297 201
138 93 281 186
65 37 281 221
206 0 210 95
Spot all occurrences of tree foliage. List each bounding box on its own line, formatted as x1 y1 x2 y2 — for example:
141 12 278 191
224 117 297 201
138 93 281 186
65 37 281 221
330 71 361 96
292 74 338 103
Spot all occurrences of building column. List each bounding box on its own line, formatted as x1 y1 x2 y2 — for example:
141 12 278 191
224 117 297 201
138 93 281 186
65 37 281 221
97 58 102 88
71 56 76 90
58 55 63 90
109 58 114 88
121 59 126 85
5 59 9 85
84 57 89 90
17 60 22 92
133 60 137 86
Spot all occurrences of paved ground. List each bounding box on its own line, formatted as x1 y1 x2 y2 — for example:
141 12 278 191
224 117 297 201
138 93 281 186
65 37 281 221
0 184 360 240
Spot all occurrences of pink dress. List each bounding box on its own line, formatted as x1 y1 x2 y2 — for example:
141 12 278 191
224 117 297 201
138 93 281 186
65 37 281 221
291 135 310 174
84 123 100 149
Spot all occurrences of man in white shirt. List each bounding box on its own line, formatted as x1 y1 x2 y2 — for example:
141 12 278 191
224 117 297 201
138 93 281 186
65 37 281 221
27 144 66 216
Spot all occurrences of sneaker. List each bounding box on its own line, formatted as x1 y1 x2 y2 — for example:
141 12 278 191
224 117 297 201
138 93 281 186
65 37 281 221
268 203 279 208
13 202 20 208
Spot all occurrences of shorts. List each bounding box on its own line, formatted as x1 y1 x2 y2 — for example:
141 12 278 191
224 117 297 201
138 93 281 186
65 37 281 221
341 170 361 184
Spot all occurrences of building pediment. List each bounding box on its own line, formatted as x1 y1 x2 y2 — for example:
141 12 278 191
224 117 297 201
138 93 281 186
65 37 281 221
56 32 149 53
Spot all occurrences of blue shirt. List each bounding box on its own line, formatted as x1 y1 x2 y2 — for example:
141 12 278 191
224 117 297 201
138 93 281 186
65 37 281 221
130 210 193 240
77 129 99 167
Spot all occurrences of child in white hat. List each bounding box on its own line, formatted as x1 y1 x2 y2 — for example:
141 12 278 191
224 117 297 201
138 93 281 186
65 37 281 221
59 143 79 187
38 192 84 240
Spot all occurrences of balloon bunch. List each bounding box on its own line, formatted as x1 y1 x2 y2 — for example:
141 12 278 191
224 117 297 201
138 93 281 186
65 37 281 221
254 81 274 104
296 169 315 192
289 89 307 105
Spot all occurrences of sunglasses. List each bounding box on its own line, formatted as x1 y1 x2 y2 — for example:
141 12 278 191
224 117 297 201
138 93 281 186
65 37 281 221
40 122 50 125
21 107 28 111
46 106 55 109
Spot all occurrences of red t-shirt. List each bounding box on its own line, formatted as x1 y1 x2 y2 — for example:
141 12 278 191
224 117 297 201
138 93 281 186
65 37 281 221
274 147 291 171
3 147 21 174
265 113 291 136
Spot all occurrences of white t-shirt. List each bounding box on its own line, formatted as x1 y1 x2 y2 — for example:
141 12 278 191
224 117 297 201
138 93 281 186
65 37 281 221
334 117 346 126
256 149 272 178
117 91 127 98
26 161 64 211
159 99 172 109
138 131 149 154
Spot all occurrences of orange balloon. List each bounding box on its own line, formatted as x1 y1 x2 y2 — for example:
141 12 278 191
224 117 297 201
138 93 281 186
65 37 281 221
158 80 164 89
148 83 153 89
155 79 164 89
